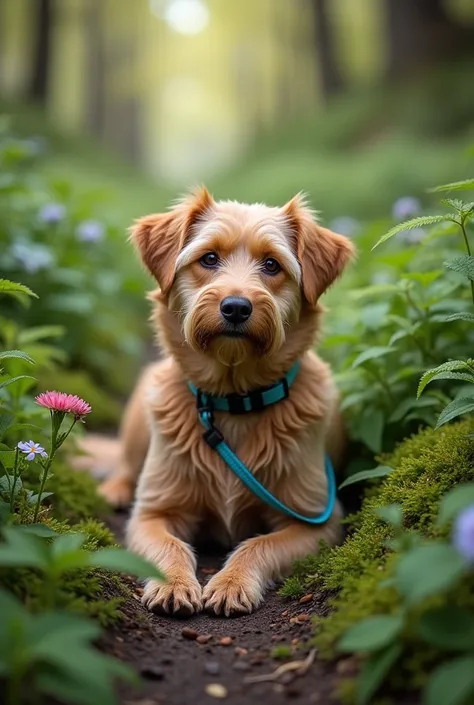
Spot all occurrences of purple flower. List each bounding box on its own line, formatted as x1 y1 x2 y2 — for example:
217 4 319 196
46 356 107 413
453 505 474 564
38 203 66 225
17 440 48 462
330 216 360 237
392 197 421 222
75 220 105 243
10 242 54 273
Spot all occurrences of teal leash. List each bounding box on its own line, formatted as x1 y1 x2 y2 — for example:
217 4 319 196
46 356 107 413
188 363 336 525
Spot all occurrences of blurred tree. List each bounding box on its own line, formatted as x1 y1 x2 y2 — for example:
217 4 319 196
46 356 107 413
310 0 343 97
386 0 474 78
29 0 53 103
85 0 106 137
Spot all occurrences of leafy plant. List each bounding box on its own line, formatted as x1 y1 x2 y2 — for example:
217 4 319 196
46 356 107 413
337 494 474 705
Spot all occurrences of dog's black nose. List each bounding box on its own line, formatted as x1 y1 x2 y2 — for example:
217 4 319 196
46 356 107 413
220 297 252 324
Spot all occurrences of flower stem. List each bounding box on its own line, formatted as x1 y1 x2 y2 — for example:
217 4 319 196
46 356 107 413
9 447 20 513
33 413 77 522
460 220 474 307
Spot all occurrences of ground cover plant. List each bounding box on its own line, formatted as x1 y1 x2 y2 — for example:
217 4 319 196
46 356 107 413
0 277 165 705
282 170 474 704
0 119 149 427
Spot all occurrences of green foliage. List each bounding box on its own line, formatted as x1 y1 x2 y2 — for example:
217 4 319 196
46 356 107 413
271 645 293 659
0 588 137 705
0 122 148 408
283 420 474 703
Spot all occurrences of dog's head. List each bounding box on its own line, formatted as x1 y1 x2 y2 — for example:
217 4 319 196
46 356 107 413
131 188 354 365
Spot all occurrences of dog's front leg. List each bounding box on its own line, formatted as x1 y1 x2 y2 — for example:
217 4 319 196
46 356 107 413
203 511 342 616
127 511 202 616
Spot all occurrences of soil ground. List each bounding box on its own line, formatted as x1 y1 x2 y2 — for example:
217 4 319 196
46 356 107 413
101 513 347 705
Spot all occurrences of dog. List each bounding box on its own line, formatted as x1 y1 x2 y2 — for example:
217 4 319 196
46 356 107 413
98 188 354 617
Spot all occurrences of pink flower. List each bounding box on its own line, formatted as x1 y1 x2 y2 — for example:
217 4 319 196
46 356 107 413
35 391 92 418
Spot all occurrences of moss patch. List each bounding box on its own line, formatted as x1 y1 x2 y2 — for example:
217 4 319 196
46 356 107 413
282 420 474 695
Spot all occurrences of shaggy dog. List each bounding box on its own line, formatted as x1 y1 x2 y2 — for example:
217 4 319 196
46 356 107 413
99 188 354 617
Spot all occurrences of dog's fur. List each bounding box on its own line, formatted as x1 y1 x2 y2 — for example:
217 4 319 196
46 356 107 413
99 188 354 617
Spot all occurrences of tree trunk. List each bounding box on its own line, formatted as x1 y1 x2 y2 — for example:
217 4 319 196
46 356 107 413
29 0 52 103
85 0 106 137
310 0 343 99
386 0 474 79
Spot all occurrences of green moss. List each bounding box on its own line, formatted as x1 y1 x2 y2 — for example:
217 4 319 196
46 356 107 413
282 419 474 698
271 645 292 659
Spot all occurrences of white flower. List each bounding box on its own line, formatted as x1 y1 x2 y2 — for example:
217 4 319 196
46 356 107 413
17 440 48 462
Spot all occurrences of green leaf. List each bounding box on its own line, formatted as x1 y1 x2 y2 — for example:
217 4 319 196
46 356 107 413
438 483 474 526
338 613 404 653
89 548 165 580
418 361 474 398
353 410 384 454
375 504 403 528
423 656 474 705
0 526 49 569
0 413 14 441
51 533 87 557
0 375 36 391
429 178 474 193
395 544 466 605
18 523 58 538
356 643 403 705
418 606 474 651
444 312 474 323
0 279 38 299
339 466 393 490
0 350 35 365
352 346 394 369
436 397 474 428
373 215 453 249
445 255 474 281
18 326 65 344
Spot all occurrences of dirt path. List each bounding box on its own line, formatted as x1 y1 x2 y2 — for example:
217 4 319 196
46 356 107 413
102 514 343 705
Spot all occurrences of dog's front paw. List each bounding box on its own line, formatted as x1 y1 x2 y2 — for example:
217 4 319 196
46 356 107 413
98 475 133 509
142 577 202 617
203 571 264 616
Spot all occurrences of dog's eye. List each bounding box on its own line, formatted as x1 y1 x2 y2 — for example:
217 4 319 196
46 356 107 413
200 252 219 268
262 258 281 275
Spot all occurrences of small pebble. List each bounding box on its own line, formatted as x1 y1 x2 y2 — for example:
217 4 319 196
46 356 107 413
281 610 289 617
219 636 233 646
116 636 124 643
205 684 227 698
182 627 199 641
299 594 313 604
291 638 299 646
140 665 164 681
233 660 250 671
204 661 221 676
295 613 309 623
235 647 248 656
197 634 213 645
270 623 276 628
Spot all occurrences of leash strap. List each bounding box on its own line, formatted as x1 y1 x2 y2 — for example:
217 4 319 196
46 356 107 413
196 405 336 526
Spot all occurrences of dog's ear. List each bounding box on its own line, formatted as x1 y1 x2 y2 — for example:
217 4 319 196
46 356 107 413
283 195 355 306
130 187 214 298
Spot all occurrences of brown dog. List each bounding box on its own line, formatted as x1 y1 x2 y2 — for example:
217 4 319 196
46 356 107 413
99 188 354 617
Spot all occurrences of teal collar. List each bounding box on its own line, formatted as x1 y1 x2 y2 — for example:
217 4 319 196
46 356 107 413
188 360 336 525
187 360 301 415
